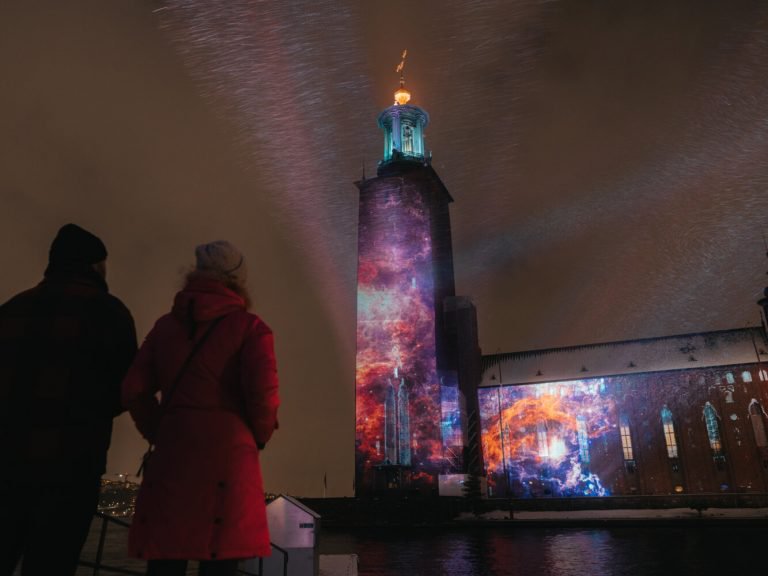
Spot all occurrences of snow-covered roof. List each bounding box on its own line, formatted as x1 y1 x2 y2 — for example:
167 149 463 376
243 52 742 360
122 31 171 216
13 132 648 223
270 494 321 519
480 326 768 387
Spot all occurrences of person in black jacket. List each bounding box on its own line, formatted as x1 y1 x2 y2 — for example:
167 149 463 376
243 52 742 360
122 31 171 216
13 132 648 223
0 224 137 576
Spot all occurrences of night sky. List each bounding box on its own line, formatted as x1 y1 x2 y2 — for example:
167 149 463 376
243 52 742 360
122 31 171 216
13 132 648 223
2 0 767 496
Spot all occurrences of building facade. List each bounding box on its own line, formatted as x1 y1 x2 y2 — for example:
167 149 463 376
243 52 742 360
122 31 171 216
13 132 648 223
479 327 768 497
353 68 768 501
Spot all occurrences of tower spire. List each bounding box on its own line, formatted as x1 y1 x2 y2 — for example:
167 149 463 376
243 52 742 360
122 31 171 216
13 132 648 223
396 49 407 84
394 50 410 105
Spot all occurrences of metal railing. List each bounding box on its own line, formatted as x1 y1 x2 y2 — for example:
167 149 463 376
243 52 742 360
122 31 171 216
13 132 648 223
237 543 288 576
79 513 142 576
81 512 288 576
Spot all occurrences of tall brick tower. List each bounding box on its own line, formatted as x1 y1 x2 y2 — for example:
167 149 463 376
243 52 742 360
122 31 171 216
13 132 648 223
354 57 480 496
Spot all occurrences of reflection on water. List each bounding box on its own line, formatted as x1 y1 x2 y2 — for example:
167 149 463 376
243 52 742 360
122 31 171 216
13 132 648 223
320 525 766 576
542 532 617 575
37 519 766 576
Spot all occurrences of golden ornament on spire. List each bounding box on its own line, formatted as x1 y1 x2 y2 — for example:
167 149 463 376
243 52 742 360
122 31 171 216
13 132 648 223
394 86 411 105
394 49 411 105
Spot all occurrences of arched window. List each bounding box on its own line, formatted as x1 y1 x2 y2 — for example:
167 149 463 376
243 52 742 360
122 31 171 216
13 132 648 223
725 372 735 385
620 414 634 460
749 400 768 448
661 406 678 458
576 415 590 465
742 371 753 383
401 123 414 154
703 402 723 457
759 369 768 382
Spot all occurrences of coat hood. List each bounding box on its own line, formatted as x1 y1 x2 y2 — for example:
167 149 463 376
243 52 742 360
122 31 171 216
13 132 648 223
172 277 246 324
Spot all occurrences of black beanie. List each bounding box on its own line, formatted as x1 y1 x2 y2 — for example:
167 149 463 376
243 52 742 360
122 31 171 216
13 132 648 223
48 223 108 266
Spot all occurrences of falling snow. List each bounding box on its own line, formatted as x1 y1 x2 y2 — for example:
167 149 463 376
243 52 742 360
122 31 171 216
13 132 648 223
155 0 768 358
3 1 768 496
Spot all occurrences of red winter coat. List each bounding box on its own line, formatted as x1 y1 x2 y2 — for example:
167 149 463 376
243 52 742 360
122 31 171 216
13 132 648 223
122 278 279 561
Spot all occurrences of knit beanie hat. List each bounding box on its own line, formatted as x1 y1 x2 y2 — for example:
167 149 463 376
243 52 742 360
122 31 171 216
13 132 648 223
195 240 247 285
49 223 108 267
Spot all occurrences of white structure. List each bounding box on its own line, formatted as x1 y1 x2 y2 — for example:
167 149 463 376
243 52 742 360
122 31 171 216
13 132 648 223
244 495 321 576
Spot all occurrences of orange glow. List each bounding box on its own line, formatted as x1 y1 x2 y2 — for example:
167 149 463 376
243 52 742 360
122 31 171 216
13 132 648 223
394 87 411 105
483 394 577 474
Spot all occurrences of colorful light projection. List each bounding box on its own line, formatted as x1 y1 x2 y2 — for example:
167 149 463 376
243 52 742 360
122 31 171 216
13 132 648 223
479 379 616 497
440 372 464 453
356 182 444 486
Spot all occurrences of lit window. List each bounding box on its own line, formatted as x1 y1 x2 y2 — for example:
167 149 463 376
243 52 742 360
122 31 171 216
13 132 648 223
577 415 590 465
760 370 768 382
703 402 723 457
725 372 735 385
750 401 768 448
742 371 753 383
620 415 634 460
537 422 549 458
661 406 678 458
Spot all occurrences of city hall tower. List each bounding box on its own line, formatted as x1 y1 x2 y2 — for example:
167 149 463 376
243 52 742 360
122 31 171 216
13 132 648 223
355 57 481 496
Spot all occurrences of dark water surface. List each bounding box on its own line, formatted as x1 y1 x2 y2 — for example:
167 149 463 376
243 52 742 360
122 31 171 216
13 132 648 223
319 524 765 576
67 519 765 576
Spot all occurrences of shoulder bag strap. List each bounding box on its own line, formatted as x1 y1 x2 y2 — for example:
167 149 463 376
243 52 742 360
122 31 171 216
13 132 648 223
136 315 226 477
160 314 226 412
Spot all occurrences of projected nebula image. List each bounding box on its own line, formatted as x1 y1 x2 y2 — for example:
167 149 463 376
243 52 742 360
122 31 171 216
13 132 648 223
480 363 768 497
355 178 444 488
479 379 617 497
439 371 464 453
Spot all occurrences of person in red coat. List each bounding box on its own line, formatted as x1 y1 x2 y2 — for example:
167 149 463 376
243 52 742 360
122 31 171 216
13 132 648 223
122 241 280 576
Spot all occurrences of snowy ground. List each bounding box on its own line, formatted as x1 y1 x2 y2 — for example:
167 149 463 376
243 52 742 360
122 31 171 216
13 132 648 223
320 554 359 576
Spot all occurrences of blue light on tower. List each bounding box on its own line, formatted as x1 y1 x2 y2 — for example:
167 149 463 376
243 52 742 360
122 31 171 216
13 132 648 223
377 51 429 166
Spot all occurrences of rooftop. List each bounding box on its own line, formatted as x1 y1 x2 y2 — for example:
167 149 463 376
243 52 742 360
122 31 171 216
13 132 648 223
481 326 768 387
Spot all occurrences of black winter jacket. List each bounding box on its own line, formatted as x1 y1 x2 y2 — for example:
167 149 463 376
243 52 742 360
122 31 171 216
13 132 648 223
0 268 137 483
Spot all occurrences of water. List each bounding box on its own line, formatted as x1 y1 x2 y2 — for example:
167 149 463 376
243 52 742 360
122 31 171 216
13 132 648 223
320 525 765 576
59 519 766 576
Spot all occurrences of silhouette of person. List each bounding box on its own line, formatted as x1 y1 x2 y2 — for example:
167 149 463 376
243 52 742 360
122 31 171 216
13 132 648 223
0 223 137 576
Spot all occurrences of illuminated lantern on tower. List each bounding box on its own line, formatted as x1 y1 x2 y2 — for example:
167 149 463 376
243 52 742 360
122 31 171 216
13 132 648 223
355 53 483 496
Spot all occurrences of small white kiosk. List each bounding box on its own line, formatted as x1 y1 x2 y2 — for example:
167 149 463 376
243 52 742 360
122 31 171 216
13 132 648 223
245 495 321 576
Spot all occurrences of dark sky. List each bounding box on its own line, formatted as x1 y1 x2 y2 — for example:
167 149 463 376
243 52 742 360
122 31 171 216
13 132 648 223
1 0 767 496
